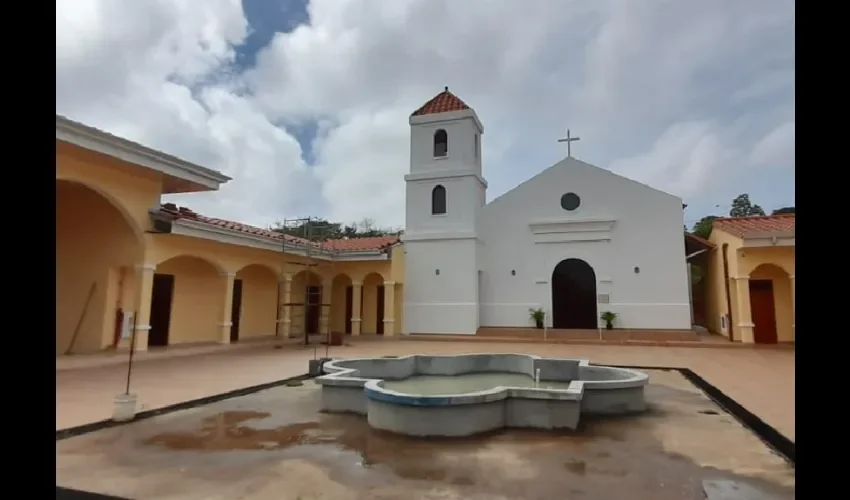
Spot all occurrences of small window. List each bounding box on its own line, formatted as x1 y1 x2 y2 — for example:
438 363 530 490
432 185 447 215
474 134 480 159
434 129 448 157
560 192 581 211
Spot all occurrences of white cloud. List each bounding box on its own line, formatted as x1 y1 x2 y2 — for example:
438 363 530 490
56 0 795 230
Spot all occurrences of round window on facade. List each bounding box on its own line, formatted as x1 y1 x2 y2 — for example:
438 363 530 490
560 192 581 211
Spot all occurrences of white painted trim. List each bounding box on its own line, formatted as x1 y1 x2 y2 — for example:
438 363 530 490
134 324 151 331
789 275 795 280
405 302 478 306
56 114 230 190
404 168 488 189
275 318 292 324
279 275 293 283
402 230 478 242
686 248 709 260
135 264 156 272
383 280 397 286
742 236 795 248
170 219 390 261
219 322 233 327
351 317 362 322
731 276 750 281
221 271 236 278
608 303 690 307
382 318 395 323
480 302 540 307
528 218 616 244
409 108 485 134
351 281 363 286
737 322 755 328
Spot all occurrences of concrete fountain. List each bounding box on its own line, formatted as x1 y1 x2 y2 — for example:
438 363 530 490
314 353 649 437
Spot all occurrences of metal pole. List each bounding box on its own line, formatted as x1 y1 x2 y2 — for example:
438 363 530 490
124 313 139 395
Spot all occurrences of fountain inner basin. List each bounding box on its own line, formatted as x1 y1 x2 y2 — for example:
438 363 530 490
316 354 649 437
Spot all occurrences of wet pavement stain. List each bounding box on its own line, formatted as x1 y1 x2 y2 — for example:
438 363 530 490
71 372 794 499
565 459 587 476
144 412 330 451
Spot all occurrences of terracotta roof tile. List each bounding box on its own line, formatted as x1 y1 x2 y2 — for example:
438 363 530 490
685 232 715 250
157 203 399 253
411 87 471 116
712 214 795 238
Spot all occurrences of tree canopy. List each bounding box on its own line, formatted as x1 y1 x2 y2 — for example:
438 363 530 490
689 193 788 239
772 206 795 215
729 193 765 218
271 217 399 240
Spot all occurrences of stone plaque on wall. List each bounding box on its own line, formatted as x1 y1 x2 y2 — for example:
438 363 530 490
597 293 610 304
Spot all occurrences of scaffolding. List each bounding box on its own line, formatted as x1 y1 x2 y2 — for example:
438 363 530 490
277 217 339 347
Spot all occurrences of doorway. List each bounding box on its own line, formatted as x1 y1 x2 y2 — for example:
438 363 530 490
376 285 385 335
749 279 778 344
149 273 175 347
305 285 321 334
345 286 353 334
230 279 243 342
551 258 597 329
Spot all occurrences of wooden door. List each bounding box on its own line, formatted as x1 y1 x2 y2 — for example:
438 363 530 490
551 259 597 329
230 279 243 342
345 286 353 334
149 274 175 347
376 285 385 335
305 286 321 334
749 280 778 344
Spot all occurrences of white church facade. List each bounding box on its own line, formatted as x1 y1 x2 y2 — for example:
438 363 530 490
402 88 692 335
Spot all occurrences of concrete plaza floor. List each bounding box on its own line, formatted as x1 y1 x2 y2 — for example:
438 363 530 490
56 339 795 442
57 369 794 500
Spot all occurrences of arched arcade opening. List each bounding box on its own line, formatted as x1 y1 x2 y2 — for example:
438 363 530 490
362 272 386 335
233 264 279 342
748 263 793 344
152 255 227 346
56 179 143 355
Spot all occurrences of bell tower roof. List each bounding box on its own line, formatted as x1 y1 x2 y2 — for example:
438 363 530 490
411 86 471 117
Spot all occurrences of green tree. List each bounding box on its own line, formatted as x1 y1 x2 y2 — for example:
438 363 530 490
271 217 397 240
772 206 795 215
729 193 765 217
691 215 718 239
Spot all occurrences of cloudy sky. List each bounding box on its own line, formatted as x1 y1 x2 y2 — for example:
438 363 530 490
56 0 795 231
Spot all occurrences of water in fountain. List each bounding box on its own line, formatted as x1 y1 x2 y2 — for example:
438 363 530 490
381 373 572 396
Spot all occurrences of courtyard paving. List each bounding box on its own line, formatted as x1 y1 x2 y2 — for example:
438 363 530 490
56 339 795 441
57 369 794 499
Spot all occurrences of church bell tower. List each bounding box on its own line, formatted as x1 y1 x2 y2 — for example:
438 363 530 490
401 87 487 335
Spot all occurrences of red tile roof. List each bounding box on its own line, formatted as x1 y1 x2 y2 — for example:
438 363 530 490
712 214 795 238
685 232 715 250
157 203 399 253
411 87 471 116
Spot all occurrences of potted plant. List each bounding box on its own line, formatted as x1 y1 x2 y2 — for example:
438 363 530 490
600 311 617 330
529 308 546 329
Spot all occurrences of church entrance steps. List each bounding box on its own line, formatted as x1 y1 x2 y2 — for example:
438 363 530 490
479 327 700 342
401 329 793 349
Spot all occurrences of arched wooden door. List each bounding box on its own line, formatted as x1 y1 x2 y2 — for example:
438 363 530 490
551 258 597 329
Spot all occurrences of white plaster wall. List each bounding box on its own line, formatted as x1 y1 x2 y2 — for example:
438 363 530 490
478 158 691 330
405 174 484 236
402 108 485 335
402 239 479 334
409 110 482 176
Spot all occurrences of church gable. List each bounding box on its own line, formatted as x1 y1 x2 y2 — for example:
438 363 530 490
481 157 681 224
